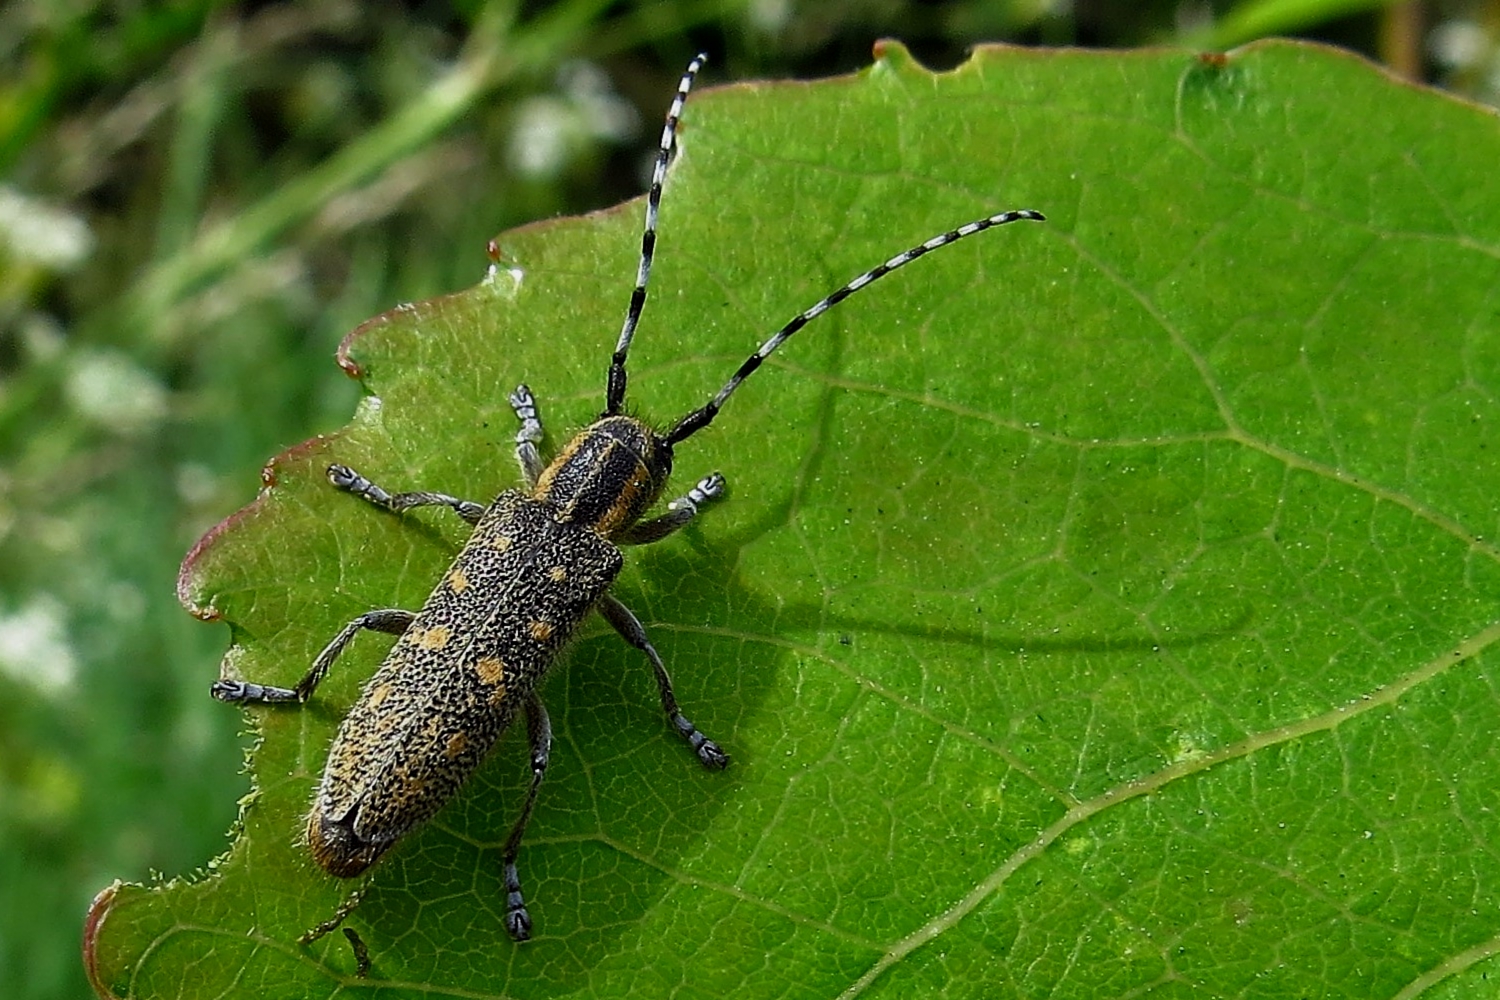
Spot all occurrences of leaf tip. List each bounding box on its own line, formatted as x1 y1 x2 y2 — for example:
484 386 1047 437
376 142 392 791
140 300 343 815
870 38 917 74
336 310 400 380
177 432 339 619
82 881 124 1000
177 506 246 621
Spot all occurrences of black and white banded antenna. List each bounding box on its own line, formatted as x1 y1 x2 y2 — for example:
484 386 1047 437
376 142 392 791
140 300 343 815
605 53 707 417
664 208 1044 445
601 50 1045 441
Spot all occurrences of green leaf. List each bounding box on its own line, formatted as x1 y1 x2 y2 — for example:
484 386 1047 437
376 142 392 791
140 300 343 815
86 40 1500 998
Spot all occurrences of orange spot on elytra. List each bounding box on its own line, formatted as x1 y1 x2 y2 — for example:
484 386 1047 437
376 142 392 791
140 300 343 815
418 626 450 650
475 656 505 685
528 620 554 642
448 567 469 593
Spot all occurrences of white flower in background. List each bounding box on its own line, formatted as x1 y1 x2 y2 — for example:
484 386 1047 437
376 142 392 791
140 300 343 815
1429 19 1491 70
508 60 640 180
509 96 574 178
559 61 639 145
0 595 77 696
0 185 94 270
64 348 169 434
748 0 792 34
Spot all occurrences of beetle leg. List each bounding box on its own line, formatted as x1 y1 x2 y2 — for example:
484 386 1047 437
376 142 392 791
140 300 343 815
327 464 486 525
297 888 364 945
509 384 546 488
211 609 415 704
501 692 552 942
597 594 729 770
619 472 725 545
342 927 371 978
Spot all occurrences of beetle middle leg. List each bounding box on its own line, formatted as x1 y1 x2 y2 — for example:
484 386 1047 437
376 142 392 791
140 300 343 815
598 594 729 770
327 464 486 525
500 692 552 942
211 609 415 704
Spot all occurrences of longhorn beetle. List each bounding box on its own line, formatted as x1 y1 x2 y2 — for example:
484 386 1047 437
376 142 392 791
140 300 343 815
212 53 1043 942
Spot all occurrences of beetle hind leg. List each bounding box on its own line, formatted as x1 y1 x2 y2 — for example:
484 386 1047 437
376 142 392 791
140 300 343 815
212 609 415 704
297 888 365 945
500 692 552 941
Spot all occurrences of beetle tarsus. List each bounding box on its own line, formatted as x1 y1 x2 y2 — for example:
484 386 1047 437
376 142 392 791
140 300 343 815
677 714 730 770
503 860 532 942
210 678 300 704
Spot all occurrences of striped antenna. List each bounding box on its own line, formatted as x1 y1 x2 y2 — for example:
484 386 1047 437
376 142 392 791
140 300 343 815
664 208 1045 445
605 53 709 416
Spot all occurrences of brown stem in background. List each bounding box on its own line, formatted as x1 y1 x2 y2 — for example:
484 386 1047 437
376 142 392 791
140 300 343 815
1381 0 1425 80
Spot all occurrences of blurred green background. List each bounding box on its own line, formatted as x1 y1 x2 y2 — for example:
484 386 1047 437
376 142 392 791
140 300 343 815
2 1 1495 997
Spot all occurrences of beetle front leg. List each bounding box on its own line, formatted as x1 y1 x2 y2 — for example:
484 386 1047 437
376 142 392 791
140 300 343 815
619 472 725 545
328 465 486 525
598 594 729 769
211 609 415 704
509 384 547 488
500 692 552 941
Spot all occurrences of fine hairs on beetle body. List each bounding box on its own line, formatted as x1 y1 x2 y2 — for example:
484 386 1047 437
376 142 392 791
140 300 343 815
212 52 1044 943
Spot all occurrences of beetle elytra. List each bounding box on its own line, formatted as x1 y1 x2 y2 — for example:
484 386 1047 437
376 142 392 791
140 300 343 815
212 52 1043 942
